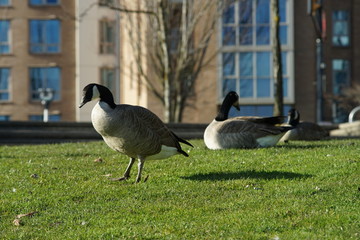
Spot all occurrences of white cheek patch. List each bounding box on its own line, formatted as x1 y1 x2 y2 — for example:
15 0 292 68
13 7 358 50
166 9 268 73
293 110 299 121
92 85 100 100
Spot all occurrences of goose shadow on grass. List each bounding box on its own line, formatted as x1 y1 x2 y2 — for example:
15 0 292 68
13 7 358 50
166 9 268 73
277 144 325 149
181 170 312 182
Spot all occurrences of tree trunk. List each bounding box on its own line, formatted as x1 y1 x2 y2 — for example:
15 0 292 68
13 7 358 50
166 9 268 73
157 0 171 122
271 0 283 116
172 0 188 123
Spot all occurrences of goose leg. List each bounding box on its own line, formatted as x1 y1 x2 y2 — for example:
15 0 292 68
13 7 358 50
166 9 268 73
135 158 146 183
111 157 135 181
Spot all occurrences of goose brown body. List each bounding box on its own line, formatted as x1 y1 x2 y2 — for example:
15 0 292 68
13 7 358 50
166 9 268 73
204 116 289 149
204 91 291 149
281 108 328 142
92 102 188 159
80 83 192 182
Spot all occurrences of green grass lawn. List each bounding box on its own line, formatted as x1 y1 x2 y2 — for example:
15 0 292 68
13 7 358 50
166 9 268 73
0 139 359 239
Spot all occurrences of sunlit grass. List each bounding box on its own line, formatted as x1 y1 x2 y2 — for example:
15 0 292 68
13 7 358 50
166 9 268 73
0 139 359 239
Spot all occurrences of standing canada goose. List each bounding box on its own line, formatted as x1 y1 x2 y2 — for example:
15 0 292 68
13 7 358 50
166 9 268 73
280 108 328 142
204 91 292 149
79 83 193 183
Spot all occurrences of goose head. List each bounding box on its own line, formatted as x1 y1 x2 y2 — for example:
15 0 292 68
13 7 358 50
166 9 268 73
215 91 240 121
287 108 300 126
79 83 116 109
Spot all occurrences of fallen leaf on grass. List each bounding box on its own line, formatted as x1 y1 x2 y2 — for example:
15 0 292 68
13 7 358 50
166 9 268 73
94 158 104 163
13 219 21 226
102 174 112 177
13 211 38 226
16 211 38 219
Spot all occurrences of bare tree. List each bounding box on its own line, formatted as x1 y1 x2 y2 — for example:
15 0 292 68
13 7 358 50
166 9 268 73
271 0 283 116
101 0 227 122
326 83 360 116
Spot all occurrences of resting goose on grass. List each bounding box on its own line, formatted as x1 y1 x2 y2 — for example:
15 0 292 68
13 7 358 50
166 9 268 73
280 108 328 142
79 83 193 183
204 91 292 149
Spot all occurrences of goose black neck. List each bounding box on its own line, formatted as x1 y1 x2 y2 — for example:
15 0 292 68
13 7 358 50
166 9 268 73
215 97 233 121
289 118 299 126
98 85 117 109
288 113 300 126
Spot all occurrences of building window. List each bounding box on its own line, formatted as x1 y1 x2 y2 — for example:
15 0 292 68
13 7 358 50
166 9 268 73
0 0 10 7
229 105 292 117
29 19 61 53
30 67 61 101
99 19 115 54
0 20 10 54
332 10 350 47
0 68 10 101
29 114 60 121
332 59 350 123
168 28 180 53
0 115 10 121
29 0 59 6
99 0 113 6
100 68 115 93
222 0 288 47
332 59 350 96
221 0 293 116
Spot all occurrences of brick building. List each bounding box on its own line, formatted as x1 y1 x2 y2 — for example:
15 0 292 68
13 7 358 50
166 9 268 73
0 0 359 124
0 0 76 121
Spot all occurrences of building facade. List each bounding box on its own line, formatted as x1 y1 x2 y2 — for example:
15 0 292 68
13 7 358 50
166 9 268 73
75 0 121 122
1 0 359 124
0 0 76 121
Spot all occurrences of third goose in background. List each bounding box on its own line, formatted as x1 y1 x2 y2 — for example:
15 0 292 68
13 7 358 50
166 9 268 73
280 108 328 142
204 91 292 149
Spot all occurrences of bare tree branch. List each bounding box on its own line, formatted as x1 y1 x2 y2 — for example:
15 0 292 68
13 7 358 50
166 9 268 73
102 0 226 122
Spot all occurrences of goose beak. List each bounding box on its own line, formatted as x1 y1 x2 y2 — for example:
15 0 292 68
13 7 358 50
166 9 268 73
79 102 86 108
79 98 89 108
233 101 240 111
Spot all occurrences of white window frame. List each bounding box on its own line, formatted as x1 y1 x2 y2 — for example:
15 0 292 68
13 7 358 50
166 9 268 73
0 67 11 102
29 0 60 6
218 0 294 105
0 20 11 54
100 67 115 93
29 67 61 101
99 19 116 54
332 10 350 47
29 19 61 54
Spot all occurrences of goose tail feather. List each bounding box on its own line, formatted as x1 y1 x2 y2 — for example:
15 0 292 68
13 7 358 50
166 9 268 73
250 116 287 125
172 132 194 148
178 149 189 157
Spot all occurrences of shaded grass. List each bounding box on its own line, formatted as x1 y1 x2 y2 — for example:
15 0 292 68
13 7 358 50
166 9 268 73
0 139 359 239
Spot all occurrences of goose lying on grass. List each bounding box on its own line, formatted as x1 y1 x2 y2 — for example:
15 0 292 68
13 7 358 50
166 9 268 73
204 91 292 149
280 108 328 142
79 83 193 183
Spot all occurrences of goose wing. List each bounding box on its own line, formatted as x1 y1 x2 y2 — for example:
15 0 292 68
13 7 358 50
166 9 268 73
295 122 328 140
205 118 288 149
217 118 290 140
125 105 191 155
232 116 286 125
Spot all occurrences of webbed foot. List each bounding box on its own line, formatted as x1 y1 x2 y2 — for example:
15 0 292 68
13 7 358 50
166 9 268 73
110 176 129 181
